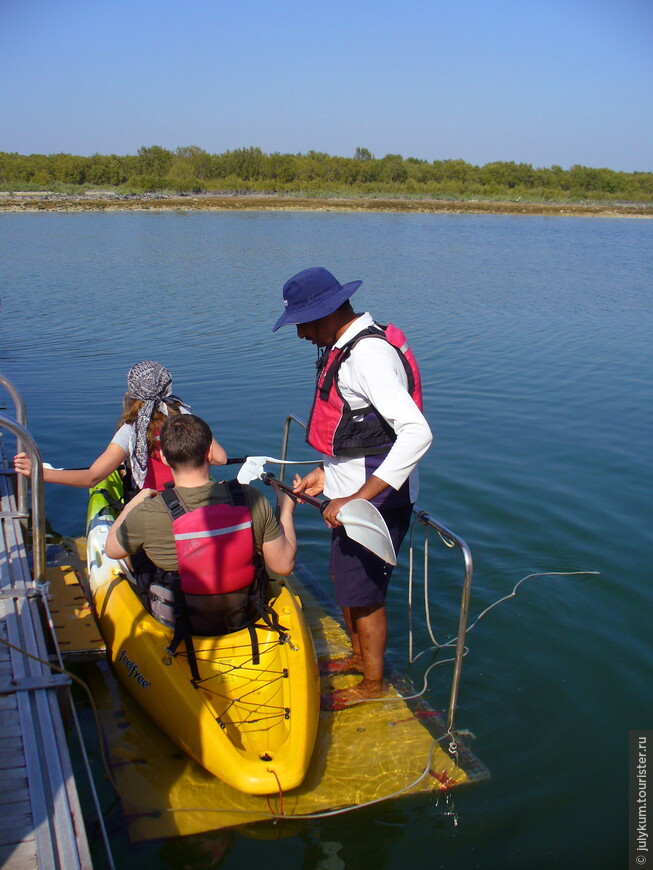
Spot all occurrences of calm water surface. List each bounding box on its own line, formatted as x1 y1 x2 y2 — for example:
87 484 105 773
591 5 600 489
1 211 651 869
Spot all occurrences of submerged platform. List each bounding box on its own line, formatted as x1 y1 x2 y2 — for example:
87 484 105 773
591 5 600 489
46 540 106 663
61 537 488 842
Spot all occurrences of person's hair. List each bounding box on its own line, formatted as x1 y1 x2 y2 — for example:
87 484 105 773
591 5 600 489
118 396 183 452
335 300 354 316
159 414 212 470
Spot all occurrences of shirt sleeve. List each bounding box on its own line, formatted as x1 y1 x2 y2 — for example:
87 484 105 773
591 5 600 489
341 341 433 491
245 487 281 549
111 423 132 454
115 503 147 555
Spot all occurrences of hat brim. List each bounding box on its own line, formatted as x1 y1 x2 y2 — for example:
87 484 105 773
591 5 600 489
272 280 362 332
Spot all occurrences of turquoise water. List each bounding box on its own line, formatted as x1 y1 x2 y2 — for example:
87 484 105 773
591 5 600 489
1 211 651 869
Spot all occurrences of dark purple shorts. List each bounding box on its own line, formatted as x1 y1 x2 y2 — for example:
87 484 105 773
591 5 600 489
329 503 413 608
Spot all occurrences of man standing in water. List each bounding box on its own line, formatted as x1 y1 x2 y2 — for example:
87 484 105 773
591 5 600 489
273 267 432 708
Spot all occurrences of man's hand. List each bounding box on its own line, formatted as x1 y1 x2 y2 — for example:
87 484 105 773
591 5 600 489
321 474 391 528
293 467 325 498
321 496 352 528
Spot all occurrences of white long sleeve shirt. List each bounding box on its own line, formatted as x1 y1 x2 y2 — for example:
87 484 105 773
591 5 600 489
321 313 433 503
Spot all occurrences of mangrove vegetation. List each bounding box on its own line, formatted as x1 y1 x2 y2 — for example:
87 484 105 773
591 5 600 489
1 146 651 204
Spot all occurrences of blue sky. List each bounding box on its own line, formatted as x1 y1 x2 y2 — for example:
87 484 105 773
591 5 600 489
1 0 651 171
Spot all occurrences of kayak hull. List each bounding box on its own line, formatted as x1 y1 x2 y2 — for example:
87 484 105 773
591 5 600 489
86 474 320 795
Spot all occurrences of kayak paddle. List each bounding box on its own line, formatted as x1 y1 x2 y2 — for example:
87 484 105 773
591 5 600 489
259 472 397 566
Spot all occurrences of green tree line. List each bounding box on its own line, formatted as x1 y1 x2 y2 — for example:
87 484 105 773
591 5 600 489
1 145 651 202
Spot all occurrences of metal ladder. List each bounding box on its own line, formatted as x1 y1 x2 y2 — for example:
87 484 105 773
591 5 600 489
0 375 96 870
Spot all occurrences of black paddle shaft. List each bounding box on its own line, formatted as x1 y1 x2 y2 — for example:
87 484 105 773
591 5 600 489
261 472 328 514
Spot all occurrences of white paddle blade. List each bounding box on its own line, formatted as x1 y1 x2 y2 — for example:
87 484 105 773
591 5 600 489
236 456 267 484
236 456 318 484
336 499 397 566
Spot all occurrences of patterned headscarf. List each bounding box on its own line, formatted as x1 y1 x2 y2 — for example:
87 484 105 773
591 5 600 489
126 361 190 488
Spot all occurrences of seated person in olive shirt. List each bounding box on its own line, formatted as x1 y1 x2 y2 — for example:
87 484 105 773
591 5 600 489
106 414 297 600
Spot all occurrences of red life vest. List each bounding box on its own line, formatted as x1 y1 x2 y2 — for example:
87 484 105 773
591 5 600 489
306 322 423 458
143 439 174 491
161 484 256 595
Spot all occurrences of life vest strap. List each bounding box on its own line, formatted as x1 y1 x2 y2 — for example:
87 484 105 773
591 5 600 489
161 478 245 521
165 595 202 685
247 624 260 665
225 478 247 506
173 520 253 542
160 481 189 520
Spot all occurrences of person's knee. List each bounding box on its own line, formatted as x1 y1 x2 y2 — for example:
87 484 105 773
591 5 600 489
351 602 385 620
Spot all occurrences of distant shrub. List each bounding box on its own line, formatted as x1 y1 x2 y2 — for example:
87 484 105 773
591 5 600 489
0 148 651 204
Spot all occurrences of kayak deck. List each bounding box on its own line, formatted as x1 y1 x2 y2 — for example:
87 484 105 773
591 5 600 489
83 496 320 795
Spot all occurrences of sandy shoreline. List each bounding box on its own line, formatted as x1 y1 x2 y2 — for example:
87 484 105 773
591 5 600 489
0 191 651 218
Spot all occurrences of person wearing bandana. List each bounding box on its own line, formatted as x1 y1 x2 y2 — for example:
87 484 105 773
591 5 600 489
14 360 226 493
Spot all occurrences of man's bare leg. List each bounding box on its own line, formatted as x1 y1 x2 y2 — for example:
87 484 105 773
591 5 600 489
350 602 386 685
322 603 387 708
321 605 365 673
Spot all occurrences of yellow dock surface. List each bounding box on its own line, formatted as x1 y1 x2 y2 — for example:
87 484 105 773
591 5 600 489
45 541 105 661
60 538 488 841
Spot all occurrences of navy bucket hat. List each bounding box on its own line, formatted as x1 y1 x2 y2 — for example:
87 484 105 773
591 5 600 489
272 267 362 332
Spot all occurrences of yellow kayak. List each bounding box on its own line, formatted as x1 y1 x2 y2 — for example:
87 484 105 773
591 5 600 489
85 473 320 795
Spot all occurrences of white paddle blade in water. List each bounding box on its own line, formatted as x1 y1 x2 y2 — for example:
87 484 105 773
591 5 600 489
336 499 397 566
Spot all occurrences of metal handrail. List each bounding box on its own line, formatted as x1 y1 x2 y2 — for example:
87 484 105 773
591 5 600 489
0 413 47 588
410 509 473 735
279 414 472 735
279 413 310 484
0 375 28 515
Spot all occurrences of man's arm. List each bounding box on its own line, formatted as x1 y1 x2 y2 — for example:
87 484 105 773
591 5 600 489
323 342 432 525
260 487 297 575
105 488 156 559
359 348 432 487
321 476 390 527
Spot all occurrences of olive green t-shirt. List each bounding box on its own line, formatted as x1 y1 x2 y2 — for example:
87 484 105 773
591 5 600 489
116 481 280 572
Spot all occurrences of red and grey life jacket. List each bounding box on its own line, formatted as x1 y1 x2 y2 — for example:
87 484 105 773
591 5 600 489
162 482 256 596
154 480 274 682
306 322 423 458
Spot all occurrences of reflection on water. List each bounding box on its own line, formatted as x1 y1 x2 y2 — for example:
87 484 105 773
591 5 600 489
74 564 477 852
2 211 651 869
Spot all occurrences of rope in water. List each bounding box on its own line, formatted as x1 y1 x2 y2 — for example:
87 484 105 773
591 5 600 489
0 568 600 828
